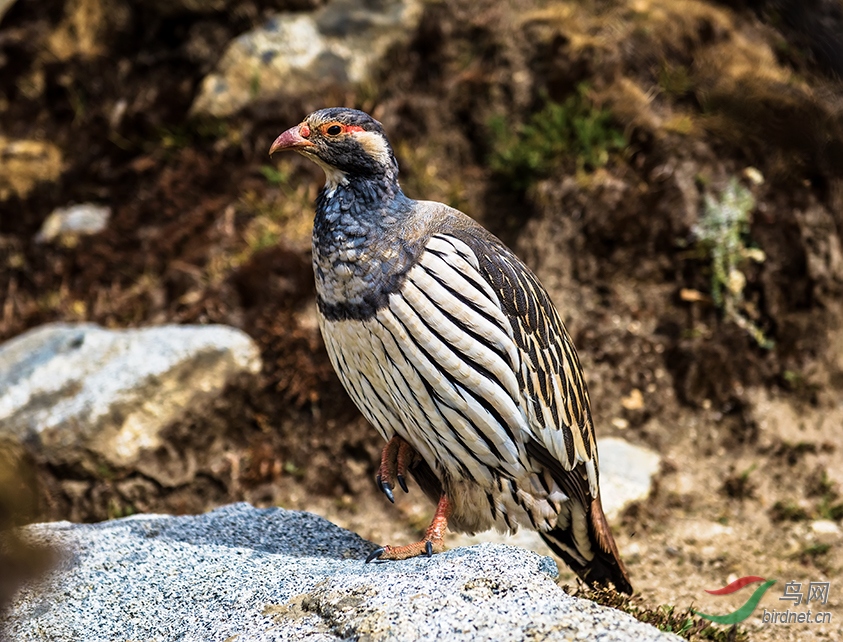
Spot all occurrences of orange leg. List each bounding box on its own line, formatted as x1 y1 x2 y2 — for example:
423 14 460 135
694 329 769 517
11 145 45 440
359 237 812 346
375 435 415 503
366 493 452 562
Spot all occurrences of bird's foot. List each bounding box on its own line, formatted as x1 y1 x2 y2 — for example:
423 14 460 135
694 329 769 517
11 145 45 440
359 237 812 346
375 435 416 503
365 493 451 563
365 538 445 562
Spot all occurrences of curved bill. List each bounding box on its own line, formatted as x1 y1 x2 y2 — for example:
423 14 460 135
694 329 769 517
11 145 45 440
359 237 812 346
269 125 315 155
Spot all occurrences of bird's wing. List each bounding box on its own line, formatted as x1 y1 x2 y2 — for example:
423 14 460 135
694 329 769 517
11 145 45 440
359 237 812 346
411 204 599 499
406 206 631 594
457 230 600 499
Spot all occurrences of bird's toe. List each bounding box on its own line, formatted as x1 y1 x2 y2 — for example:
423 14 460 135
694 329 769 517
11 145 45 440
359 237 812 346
365 546 387 564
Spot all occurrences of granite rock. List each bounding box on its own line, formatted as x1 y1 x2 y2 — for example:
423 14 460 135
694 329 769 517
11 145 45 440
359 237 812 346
2 503 680 641
191 0 422 117
0 323 261 481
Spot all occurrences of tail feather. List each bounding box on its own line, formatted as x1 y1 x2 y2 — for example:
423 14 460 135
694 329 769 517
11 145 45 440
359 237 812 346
540 495 633 594
407 444 633 593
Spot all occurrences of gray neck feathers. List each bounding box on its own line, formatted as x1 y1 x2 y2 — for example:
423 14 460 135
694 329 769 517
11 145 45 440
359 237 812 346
312 175 420 321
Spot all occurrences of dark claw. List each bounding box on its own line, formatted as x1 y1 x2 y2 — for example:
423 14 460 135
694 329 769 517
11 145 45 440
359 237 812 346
376 475 395 503
397 474 408 493
425 540 433 557
365 547 385 564
381 482 394 504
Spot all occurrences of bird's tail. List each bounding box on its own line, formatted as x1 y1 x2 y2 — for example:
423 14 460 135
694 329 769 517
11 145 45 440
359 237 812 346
540 494 633 594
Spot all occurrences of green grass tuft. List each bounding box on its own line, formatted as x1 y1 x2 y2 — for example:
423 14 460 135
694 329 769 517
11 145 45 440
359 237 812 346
488 85 626 190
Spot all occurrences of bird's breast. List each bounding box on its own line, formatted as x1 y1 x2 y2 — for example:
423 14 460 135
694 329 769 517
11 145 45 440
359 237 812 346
312 242 390 320
312 225 418 322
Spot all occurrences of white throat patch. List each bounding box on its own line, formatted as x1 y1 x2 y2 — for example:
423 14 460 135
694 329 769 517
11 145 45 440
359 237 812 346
312 156 349 197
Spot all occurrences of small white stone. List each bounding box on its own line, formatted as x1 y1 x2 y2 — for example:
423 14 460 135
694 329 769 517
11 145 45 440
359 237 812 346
611 417 629 430
36 203 111 243
811 520 841 536
743 166 764 185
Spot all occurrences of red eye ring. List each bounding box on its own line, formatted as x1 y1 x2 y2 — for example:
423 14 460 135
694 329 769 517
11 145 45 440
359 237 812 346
322 123 366 136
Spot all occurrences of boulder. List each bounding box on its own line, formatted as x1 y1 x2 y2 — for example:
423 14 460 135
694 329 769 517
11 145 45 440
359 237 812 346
191 0 423 117
0 323 261 481
2 503 680 641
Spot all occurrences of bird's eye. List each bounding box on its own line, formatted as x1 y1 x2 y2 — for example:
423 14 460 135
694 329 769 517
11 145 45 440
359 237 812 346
326 125 343 136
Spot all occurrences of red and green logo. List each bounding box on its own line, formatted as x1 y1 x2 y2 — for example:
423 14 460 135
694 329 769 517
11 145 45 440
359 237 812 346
694 576 778 624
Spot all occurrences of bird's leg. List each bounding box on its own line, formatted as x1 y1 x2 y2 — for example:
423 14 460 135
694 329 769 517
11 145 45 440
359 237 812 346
365 493 452 562
395 438 414 493
375 435 415 503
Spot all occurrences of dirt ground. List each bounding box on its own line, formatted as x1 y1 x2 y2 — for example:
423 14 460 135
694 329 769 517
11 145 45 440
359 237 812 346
2 0 843 640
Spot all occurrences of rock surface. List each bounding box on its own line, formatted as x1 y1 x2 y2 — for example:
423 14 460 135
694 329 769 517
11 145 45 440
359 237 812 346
2 503 679 641
598 437 661 521
0 323 261 480
35 202 111 243
191 0 422 117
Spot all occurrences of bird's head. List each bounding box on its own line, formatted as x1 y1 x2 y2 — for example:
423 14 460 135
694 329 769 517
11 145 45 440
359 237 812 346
269 108 398 187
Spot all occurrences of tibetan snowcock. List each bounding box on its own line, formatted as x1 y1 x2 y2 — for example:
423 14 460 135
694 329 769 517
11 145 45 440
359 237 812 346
270 107 632 594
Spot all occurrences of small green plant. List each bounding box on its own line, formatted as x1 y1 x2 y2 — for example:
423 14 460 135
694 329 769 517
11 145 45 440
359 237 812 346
107 498 135 520
721 463 757 500
693 179 772 348
250 70 261 99
489 85 626 190
769 500 810 523
810 470 843 521
804 543 831 557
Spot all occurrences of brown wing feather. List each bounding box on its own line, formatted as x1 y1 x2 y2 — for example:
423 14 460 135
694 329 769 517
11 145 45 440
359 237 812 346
446 222 633 594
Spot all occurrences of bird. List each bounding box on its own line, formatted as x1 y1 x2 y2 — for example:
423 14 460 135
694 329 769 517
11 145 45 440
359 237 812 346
269 107 633 594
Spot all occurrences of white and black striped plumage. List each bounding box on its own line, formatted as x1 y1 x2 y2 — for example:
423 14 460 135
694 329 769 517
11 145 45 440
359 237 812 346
270 107 632 594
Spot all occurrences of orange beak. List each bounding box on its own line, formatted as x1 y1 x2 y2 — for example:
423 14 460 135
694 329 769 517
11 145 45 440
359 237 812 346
269 124 315 155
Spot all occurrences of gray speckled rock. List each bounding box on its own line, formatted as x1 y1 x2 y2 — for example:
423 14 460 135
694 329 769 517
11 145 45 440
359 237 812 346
0 323 261 481
2 503 679 641
191 0 422 117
